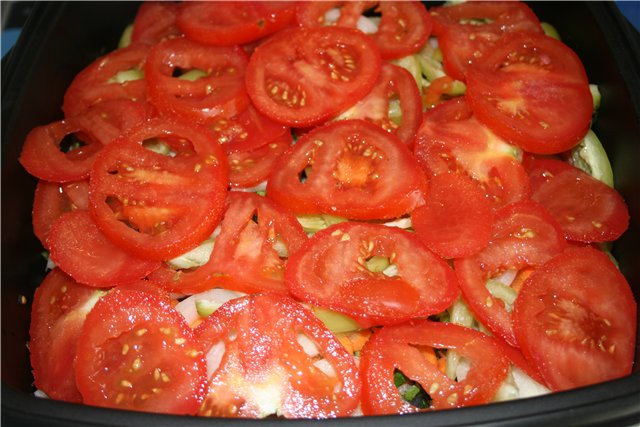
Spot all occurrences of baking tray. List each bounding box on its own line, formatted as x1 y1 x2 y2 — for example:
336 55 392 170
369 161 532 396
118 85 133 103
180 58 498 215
2 2 639 426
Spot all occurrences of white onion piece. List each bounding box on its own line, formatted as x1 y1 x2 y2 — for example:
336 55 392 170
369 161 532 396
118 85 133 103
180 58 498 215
175 288 246 326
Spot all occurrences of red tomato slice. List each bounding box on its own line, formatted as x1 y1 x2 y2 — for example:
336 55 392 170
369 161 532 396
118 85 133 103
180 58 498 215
513 246 637 391
145 37 250 123
336 63 422 145
195 293 361 418
62 43 149 117
47 210 161 287
286 222 459 326
89 118 229 261
75 288 208 414
246 26 382 127
205 104 289 155
412 171 494 259
29 268 104 403
131 1 181 46
430 1 542 80
465 32 593 154
530 165 629 243
32 180 89 247
176 2 296 46
296 1 432 60
414 97 530 209
150 191 307 295
455 200 567 346
228 133 291 189
267 119 427 220
360 320 509 414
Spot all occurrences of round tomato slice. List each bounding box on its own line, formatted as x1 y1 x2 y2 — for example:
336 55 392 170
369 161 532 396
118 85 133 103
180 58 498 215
75 288 207 414
145 37 250 123
530 164 629 243
411 171 494 259
465 32 593 154
29 268 105 403
267 119 427 220
246 26 382 127
228 133 291 189
150 191 307 295
195 293 361 418
89 118 229 261
360 320 509 414
62 43 149 117
455 200 567 346
131 1 181 46
336 62 422 145
513 246 637 391
205 104 289 155
296 1 432 60
176 2 296 46
47 210 161 287
430 1 542 80
414 97 530 209
32 179 89 247
286 222 459 326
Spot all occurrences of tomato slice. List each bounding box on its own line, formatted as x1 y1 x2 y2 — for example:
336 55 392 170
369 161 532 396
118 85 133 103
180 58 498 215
47 210 161 287
145 37 250 123
286 222 459 326
89 118 228 261
176 2 296 46
29 268 105 403
530 164 629 243
75 287 208 414
455 200 568 346
228 133 291 189
360 320 509 414
414 97 530 209
32 180 89 247
411 171 494 259
131 1 181 46
206 104 289 155
62 43 149 117
465 32 593 154
296 1 432 60
430 1 542 80
267 119 427 220
195 293 361 418
150 191 306 295
336 63 422 145
513 246 637 391
246 26 382 127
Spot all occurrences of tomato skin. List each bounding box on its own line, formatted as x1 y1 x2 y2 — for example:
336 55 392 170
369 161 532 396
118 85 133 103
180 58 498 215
286 222 459 326
228 133 291 189
75 288 208 414
145 37 250 123
62 43 149 117
412 171 494 259
89 118 228 261
246 26 382 127
177 2 296 46
513 246 637 391
29 268 104 403
195 292 361 418
131 1 181 46
530 165 629 243
267 119 427 220
47 210 161 287
336 63 423 145
465 32 593 154
360 320 510 414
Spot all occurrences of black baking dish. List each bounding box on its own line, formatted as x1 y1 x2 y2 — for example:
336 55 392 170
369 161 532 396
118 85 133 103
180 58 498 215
2 2 639 426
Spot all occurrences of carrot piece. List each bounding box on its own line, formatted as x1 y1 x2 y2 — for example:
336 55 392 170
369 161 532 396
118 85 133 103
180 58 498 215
511 268 534 294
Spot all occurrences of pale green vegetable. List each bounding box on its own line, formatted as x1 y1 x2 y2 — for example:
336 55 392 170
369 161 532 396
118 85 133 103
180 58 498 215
118 24 133 49
178 69 208 81
195 299 222 317
311 307 361 333
108 68 144 84
567 129 614 187
590 84 602 111
541 22 561 40
391 54 423 91
296 214 348 234
416 39 446 82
